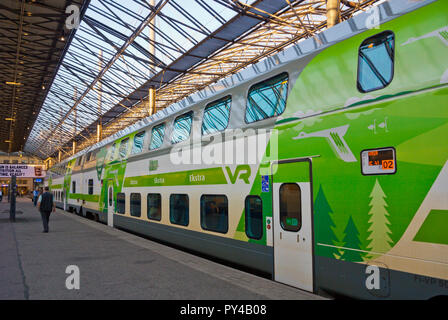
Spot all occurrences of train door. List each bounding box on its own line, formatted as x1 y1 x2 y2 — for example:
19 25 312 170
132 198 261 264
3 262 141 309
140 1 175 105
107 182 114 227
63 189 67 211
272 159 314 292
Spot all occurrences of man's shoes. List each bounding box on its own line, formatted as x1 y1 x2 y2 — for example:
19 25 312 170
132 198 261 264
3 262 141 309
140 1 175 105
42 230 48 233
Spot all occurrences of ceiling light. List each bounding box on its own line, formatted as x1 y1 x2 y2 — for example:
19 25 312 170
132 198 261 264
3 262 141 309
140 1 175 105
5 118 14 121
5 81 22 86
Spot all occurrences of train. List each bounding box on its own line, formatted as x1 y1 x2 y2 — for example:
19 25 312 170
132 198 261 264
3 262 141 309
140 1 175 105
45 0 448 299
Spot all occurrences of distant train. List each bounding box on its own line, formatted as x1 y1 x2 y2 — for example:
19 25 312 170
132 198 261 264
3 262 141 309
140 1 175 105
46 0 448 299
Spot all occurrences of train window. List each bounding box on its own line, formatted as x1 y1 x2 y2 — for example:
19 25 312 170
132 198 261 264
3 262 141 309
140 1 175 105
279 183 302 232
88 179 94 195
130 193 141 217
147 193 161 221
357 31 395 93
108 143 116 162
245 72 289 123
72 181 76 194
149 123 165 150
201 96 231 135
170 194 189 226
117 193 126 214
245 196 263 240
200 195 228 234
131 131 146 154
119 138 129 159
75 157 82 166
171 111 193 144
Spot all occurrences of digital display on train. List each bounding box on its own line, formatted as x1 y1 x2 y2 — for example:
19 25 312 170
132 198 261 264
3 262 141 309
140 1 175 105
361 147 396 175
367 149 394 169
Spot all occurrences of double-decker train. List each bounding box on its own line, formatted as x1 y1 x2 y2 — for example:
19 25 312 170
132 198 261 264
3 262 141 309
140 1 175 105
45 0 448 299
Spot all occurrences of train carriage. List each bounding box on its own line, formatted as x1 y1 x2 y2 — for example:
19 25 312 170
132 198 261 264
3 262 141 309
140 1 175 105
46 0 448 299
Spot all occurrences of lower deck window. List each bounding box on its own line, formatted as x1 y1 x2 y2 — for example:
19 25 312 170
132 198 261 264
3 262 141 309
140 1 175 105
130 193 141 217
170 194 189 226
147 193 161 221
117 193 126 214
200 195 228 233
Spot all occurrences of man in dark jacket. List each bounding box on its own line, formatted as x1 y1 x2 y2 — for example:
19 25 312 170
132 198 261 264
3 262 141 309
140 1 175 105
37 187 55 233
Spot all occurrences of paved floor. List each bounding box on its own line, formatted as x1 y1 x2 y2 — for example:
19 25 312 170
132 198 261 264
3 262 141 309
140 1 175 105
0 198 326 300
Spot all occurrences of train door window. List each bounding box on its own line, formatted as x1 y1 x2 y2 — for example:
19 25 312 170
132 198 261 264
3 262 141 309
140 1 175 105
171 111 193 144
147 193 161 221
200 195 228 233
131 131 146 155
245 196 263 240
130 193 141 217
202 96 231 135
117 193 126 214
119 138 130 159
245 72 289 123
72 181 76 194
357 31 395 93
169 194 189 226
149 123 165 150
88 179 94 195
108 187 113 206
279 183 302 232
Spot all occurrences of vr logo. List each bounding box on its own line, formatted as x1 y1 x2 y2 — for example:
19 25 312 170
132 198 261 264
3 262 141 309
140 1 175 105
225 165 251 184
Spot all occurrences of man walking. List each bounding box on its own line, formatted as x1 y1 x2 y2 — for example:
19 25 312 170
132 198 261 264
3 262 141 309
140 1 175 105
37 187 55 233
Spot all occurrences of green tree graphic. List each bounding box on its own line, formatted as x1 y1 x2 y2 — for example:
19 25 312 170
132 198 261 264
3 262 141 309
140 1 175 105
366 179 393 259
314 185 339 258
341 216 364 261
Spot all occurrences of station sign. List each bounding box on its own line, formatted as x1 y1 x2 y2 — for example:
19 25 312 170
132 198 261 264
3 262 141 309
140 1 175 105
0 164 46 178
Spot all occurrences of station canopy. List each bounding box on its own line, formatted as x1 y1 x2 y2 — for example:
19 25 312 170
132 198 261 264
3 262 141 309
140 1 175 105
16 0 381 160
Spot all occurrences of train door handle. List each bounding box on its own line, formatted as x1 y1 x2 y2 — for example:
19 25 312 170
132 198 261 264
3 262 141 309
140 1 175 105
280 232 282 240
297 234 300 243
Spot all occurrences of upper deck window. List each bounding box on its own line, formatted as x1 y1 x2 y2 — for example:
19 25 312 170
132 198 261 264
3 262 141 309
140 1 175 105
245 72 289 123
131 131 146 155
171 111 193 144
202 96 231 135
119 138 129 159
357 31 395 93
149 123 165 150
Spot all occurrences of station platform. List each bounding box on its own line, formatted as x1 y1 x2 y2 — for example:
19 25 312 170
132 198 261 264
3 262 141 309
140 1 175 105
0 198 325 300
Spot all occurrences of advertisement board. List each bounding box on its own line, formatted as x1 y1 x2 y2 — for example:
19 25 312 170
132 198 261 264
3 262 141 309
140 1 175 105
0 165 46 178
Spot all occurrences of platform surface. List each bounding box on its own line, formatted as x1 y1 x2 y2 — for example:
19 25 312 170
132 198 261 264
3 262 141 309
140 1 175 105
0 198 326 300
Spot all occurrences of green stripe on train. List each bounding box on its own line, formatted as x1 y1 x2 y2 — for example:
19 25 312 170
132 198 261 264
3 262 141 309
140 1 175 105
69 193 100 202
123 167 228 187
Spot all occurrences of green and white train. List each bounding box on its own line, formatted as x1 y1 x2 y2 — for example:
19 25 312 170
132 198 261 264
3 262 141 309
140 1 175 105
46 0 448 299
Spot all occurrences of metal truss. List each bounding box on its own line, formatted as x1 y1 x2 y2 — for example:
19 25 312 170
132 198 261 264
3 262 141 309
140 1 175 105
22 0 382 160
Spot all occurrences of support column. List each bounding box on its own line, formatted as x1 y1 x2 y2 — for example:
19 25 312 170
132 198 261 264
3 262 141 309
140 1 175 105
97 121 102 143
97 49 103 143
73 86 77 155
327 0 341 28
148 86 156 116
